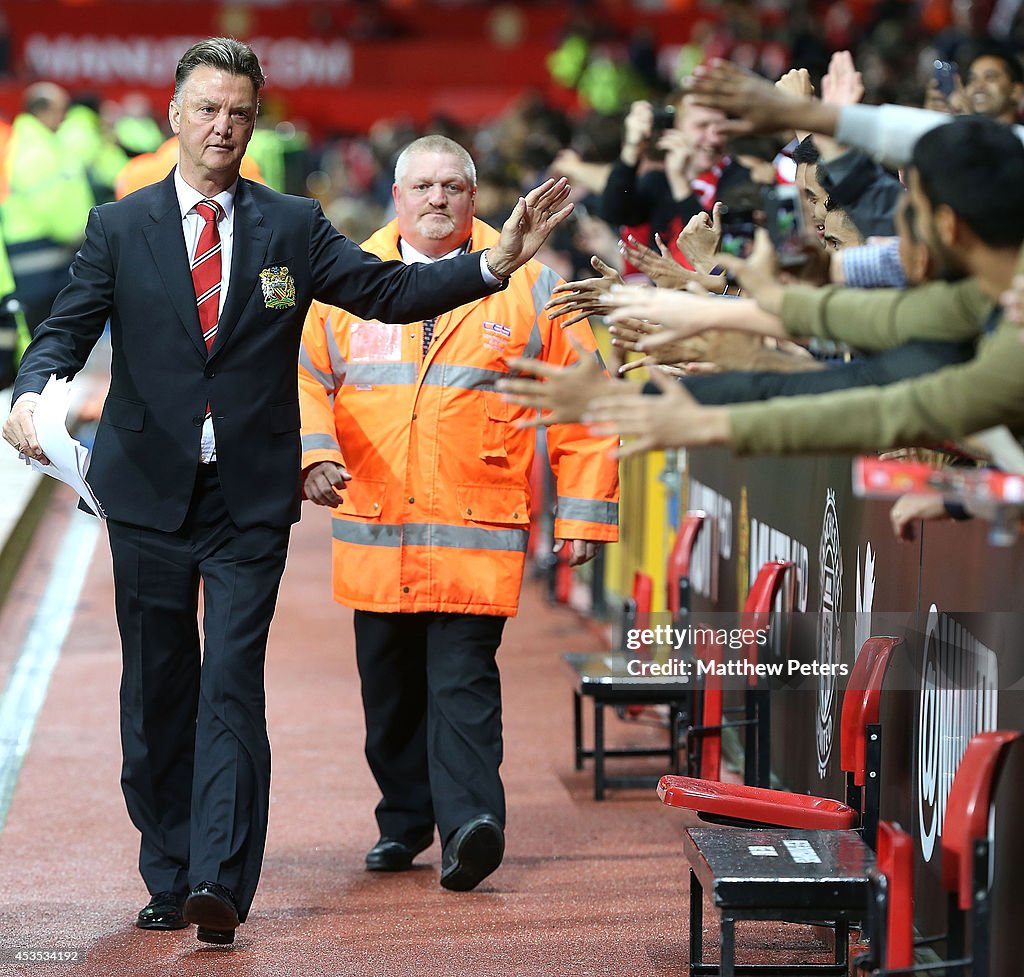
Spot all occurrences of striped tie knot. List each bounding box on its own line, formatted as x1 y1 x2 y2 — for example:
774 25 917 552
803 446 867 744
195 198 224 224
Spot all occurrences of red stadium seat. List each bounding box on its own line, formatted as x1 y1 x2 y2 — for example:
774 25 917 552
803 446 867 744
564 515 703 800
859 731 1021 977
659 636 902 850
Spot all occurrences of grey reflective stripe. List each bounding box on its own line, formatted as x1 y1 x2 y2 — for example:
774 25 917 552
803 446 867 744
406 523 528 551
7 247 68 276
302 433 340 453
332 521 402 547
532 266 561 315
523 320 542 360
343 362 418 386
525 267 561 356
423 363 507 391
324 318 347 386
299 344 335 393
556 497 619 525
333 520 528 552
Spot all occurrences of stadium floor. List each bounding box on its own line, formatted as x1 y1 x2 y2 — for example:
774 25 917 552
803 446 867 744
0 485 834 976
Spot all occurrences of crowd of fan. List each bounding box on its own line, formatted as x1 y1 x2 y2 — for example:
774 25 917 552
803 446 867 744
4 11 1024 540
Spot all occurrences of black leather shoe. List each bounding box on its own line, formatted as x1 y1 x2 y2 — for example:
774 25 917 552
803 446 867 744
439 815 504 891
136 891 187 930
365 830 433 872
183 881 239 945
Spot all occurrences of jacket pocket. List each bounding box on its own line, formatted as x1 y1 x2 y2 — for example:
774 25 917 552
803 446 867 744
455 483 528 528
340 477 387 518
270 401 300 434
480 394 509 462
103 396 145 432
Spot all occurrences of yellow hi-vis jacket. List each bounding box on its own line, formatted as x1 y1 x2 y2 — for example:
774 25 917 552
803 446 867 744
299 218 619 616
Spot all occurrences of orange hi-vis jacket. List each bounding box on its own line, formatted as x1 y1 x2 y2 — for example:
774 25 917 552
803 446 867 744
299 217 619 616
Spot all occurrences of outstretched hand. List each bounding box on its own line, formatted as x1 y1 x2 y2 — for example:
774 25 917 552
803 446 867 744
620 234 694 289
610 316 710 370
543 255 623 327
677 203 723 275
604 283 724 347
714 227 784 314
498 335 620 427
687 59 840 139
487 177 574 279
820 50 864 107
584 365 728 459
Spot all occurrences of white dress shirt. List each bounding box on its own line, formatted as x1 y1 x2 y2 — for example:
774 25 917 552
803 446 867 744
174 168 236 463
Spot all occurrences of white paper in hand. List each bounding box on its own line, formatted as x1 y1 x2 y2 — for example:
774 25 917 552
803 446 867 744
21 374 106 518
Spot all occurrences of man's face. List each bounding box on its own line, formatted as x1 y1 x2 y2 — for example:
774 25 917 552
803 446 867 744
38 90 69 132
907 167 968 282
392 151 476 257
823 207 863 251
676 99 726 174
966 56 1023 123
796 161 826 243
169 66 257 190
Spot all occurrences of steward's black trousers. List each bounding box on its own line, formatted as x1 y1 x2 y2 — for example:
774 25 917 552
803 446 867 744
354 610 506 848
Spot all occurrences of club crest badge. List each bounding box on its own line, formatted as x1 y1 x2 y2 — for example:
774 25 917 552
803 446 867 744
259 266 296 309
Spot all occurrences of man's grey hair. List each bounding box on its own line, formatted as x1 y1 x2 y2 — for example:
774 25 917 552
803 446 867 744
173 37 266 104
394 135 477 187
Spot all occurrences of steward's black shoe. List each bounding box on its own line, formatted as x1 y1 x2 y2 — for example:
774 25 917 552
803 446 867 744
439 815 504 891
365 831 434 872
136 891 187 931
183 881 239 945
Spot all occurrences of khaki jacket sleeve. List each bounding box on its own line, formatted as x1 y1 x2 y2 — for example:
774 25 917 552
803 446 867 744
780 279 990 351
727 316 1024 455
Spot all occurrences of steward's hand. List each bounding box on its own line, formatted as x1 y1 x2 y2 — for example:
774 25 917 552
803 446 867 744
304 460 352 508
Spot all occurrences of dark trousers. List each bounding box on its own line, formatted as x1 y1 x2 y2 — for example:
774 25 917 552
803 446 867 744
106 464 290 921
354 611 507 848
7 238 73 336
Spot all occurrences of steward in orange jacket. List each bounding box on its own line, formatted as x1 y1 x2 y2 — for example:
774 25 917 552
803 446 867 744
115 136 264 199
299 228 618 616
298 136 617 891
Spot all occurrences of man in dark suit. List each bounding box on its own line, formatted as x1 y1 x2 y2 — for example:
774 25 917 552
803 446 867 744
1 37 571 946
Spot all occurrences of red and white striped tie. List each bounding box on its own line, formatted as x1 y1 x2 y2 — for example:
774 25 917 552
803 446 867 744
192 199 224 353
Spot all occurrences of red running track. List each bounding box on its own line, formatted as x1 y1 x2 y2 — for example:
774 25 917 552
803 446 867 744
0 487 831 977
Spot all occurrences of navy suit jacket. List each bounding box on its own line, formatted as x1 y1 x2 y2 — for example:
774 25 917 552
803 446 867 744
14 172 498 531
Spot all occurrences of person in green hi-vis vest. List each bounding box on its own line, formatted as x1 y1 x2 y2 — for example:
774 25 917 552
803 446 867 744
2 83 94 337
0 228 29 389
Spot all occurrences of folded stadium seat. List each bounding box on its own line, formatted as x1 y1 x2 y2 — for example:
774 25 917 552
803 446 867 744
676 558 794 786
666 636 901 976
683 632 724 782
742 560 793 787
858 731 1021 977
565 513 706 800
659 635 902 851
861 821 916 974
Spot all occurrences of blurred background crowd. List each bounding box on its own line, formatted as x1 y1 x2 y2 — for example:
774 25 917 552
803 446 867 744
2 1 1023 347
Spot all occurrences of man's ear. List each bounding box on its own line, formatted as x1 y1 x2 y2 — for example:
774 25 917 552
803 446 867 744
168 99 180 135
933 203 958 247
